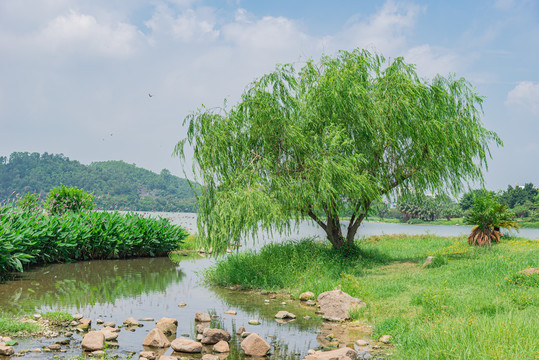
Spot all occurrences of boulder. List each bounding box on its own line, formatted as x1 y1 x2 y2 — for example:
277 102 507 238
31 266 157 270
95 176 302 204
299 291 315 301
317 290 365 321
202 355 220 360
274 311 296 319
81 331 105 351
379 335 392 344
139 351 157 360
142 328 171 348
241 333 270 356
305 347 358 360
156 318 178 335
422 256 434 267
201 328 231 345
356 339 368 346
0 344 15 356
170 337 202 353
48 344 62 351
76 323 90 331
103 322 116 328
195 312 211 322
73 313 84 320
123 317 139 326
100 328 118 341
196 323 209 334
236 326 246 335
80 318 92 326
213 340 230 353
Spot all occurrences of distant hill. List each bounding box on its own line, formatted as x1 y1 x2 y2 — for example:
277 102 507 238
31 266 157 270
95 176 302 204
0 152 197 212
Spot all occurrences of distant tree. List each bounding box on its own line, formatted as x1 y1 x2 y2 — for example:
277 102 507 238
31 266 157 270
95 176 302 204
465 193 519 246
499 183 537 208
460 189 494 211
177 48 501 251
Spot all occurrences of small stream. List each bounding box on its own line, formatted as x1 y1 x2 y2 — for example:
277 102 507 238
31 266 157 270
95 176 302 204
1 213 537 359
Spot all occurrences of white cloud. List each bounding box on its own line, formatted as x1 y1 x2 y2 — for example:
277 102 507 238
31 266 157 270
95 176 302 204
38 11 139 57
404 44 470 79
145 5 219 42
506 81 539 115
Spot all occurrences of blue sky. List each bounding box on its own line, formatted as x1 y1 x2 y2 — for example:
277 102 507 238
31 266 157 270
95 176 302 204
0 0 537 191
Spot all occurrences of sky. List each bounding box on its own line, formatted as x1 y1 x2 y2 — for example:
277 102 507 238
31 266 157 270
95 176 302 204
0 0 537 191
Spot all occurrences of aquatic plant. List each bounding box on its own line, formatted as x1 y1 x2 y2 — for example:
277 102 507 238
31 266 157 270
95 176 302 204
0 206 187 276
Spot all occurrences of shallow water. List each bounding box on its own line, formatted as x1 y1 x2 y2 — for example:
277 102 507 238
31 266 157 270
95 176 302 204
1 212 537 359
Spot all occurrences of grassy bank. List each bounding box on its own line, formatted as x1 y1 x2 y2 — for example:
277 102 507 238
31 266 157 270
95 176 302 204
367 215 539 228
206 235 539 359
0 207 188 277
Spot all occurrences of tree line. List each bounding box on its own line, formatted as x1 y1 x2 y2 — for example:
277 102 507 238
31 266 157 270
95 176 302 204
0 152 197 212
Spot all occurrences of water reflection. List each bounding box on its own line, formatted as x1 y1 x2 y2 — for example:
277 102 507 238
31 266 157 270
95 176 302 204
0 257 184 313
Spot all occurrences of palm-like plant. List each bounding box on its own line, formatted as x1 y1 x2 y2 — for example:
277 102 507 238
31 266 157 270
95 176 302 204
464 193 520 246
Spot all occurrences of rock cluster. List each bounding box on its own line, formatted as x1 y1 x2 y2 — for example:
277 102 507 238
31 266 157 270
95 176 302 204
317 290 365 321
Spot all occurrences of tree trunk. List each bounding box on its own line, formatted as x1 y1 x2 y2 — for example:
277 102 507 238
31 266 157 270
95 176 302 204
325 215 345 249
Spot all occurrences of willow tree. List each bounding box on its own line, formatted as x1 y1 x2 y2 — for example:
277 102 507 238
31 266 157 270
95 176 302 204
175 49 501 251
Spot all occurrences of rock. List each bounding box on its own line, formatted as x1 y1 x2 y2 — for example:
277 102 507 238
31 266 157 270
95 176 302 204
306 300 316 306
159 356 177 360
201 328 231 345
379 335 392 344
178 302 187 307
224 310 237 315
73 313 83 320
123 317 139 326
236 326 246 335
33 314 42 320
139 351 157 360
156 318 178 335
213 340 230 353
356 339 368 346
90 350 106 357
76 323 90 331
422 256 434 267
81 331 105 352
1 337 12 343
80 318 92 326
142 328 171 348
103 322 116 328
48 344 62 351
317 290 365 321
100 328 118 341
519 267 539 275
248 320 260 325
170 337 202 353
103 326 120 333
300 291 315 301
196 323 209 334
96 319 104 324
305 347 358 360
202 355 220 360
56 339 70 345
241 333 270 356
274 311 296 319
304 316 311 320
65 332 73 337
139 318 155 322
241 332 251 338
196 334 203 341
372 345 381 349
195 312 211 322
0 344 15 356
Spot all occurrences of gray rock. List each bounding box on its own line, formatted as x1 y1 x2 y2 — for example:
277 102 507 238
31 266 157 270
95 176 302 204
156 318 178 335
379 335 392 344
274 311 296 319
317 290 365 321
194 312 211 322
170 337 202 353
142 328 171 348
81 331 105 352
305 347 358 360
0 344 15 356
299 291 315 301
241 333 270 356
201 328 231 345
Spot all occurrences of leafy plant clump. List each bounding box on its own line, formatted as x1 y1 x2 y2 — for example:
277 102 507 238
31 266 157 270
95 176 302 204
0 207 188 276
44 184 95 215
464 193 520 246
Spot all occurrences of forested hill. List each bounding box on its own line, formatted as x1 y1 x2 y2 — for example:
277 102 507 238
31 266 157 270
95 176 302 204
0 152 197 212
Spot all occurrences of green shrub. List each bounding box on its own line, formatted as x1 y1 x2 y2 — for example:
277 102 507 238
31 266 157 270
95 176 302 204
17 193 41 212
44 184 94 215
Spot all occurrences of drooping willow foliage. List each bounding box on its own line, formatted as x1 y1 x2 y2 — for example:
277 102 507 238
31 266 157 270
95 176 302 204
176 48 501 251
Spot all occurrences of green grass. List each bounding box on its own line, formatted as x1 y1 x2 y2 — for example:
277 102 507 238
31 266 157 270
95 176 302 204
0 317 40 335
40 311 74 325
206 234 539 359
